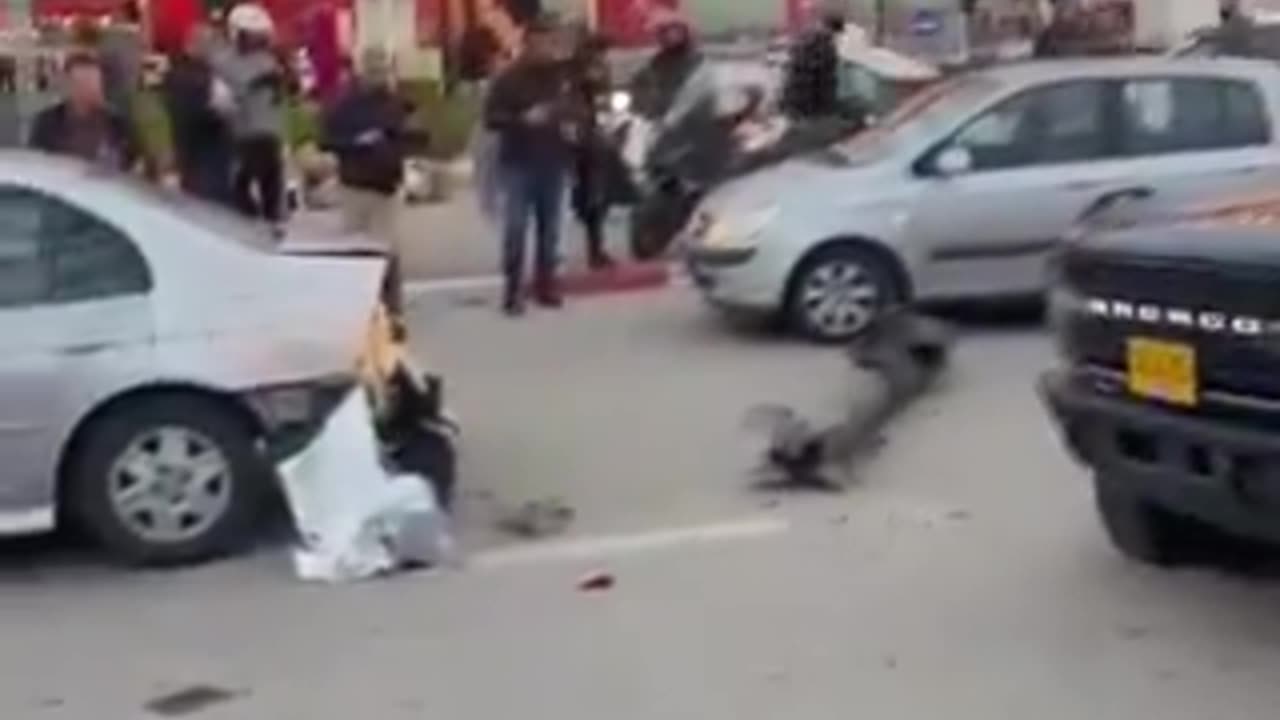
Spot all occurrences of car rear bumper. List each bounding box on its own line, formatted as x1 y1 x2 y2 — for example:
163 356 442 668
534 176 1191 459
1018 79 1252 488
1040 369 1280 544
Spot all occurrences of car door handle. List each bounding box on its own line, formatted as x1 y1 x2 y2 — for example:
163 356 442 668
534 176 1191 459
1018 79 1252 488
1061 179 1128 192
1061 180 1104 191
58 342 111 357
1229 165 1263 176
1076 186 1156 225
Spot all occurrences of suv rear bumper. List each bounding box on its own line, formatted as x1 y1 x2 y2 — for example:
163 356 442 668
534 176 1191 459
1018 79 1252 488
1040 369 1280 545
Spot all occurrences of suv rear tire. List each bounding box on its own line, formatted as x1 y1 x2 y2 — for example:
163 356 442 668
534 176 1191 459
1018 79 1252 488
68 394 269 566
1094 475 1197 566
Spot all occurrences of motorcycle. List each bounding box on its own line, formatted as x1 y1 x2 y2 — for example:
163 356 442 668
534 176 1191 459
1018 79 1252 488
608 89 868 261
607 86 784 261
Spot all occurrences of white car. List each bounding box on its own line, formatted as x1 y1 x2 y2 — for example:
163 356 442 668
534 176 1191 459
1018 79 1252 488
686 57 1280 342
0 152 396 564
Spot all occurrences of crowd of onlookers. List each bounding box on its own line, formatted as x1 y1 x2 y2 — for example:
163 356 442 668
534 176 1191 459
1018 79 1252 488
30 3 298 229
25 0 1265 323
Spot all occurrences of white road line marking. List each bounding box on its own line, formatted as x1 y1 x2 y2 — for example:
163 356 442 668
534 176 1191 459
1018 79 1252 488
406 275 503 296
405 266 691 299
471 515 790 570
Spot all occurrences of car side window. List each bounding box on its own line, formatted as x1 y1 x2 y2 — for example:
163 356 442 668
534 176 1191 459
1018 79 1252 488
0 184 149 309
1120 78 1270 155
0 188 51 309
41 194 151 303
951 81 1109 171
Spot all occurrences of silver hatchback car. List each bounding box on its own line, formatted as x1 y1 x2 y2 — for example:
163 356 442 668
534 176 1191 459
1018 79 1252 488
688 57 1280 342
0 152 389 564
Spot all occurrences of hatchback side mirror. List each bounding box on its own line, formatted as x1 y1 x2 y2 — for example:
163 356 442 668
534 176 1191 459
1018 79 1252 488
933 146 973 177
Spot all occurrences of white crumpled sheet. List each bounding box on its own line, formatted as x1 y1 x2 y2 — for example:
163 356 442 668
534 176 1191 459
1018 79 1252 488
278 390 455 583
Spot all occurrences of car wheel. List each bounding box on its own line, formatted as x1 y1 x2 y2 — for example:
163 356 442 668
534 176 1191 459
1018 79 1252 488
787 245 898 343
69 394 269 566
1094 476 1196 567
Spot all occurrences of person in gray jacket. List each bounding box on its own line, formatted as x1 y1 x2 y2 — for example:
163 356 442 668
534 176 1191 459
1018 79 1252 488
219 9 292 229
1217 0 1258 57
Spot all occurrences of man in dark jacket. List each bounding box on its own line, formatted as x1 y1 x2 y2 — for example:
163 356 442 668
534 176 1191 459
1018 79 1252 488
323 46 424 325
485 15 574 315
781 4 845 119
163 24 235 205
30 53 143 173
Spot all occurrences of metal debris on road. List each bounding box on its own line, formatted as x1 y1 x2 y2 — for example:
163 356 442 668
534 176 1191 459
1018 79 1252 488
279 391 456 583
498 498 576 540
144 685 241 717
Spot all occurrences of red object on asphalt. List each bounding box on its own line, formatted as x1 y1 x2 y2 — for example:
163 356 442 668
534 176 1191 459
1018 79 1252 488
554 261 671 297
577 571 615 592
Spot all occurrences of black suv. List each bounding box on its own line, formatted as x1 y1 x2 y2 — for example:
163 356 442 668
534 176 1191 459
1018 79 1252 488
1042 192 1280 565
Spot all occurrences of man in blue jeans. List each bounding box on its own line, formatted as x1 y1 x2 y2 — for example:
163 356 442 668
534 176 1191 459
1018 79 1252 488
484 15 575 315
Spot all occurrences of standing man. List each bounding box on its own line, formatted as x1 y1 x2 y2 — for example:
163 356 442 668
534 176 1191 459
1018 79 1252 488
221 3 291 232
323 47 425 330
484 15 574 315
163 25 235 205
30 53 144 173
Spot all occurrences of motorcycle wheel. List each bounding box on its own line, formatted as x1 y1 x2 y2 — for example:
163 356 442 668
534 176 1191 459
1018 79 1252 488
629 187 702 261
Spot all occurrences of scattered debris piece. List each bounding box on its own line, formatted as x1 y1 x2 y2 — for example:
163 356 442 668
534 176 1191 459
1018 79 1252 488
455 294 491 308
36 697 64 710
144 685 241 717
499 498 576 540
831 514 850 526
946 509 972 521
280 391 457 583
883 655 898 670
746 309 953 490
1120 625 1152 641
578 571 616 592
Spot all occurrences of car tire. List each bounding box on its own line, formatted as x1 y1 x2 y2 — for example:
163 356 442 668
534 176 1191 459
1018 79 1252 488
786 244 899 343
1094 476 1196 567
68 394 269 566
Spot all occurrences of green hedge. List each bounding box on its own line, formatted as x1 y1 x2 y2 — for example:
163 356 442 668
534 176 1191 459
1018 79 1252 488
135 80 480 166
133 89 173 170
400 79 480 160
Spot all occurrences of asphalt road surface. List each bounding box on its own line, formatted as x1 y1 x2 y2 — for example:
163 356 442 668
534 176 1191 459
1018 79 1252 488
3 289 1280 719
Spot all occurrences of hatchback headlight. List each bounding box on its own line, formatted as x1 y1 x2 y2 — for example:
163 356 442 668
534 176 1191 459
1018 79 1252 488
701 206 778 249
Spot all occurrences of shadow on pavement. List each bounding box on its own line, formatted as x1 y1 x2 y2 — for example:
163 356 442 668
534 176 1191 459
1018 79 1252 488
923 297 1046 332
0 502 298 582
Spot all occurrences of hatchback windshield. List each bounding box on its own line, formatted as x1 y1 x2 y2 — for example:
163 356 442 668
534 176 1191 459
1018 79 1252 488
836 74 1005 163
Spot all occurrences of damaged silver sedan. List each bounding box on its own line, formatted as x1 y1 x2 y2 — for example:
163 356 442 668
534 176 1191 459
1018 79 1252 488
0 151 449 565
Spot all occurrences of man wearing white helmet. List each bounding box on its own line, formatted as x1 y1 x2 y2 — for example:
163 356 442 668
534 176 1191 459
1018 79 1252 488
218 2 292 231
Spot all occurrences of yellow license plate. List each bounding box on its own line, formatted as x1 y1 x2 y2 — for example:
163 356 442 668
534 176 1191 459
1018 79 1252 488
1126 337 1198 407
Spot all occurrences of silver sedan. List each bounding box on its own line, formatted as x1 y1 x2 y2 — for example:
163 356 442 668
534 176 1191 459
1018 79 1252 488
0 151 389 565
